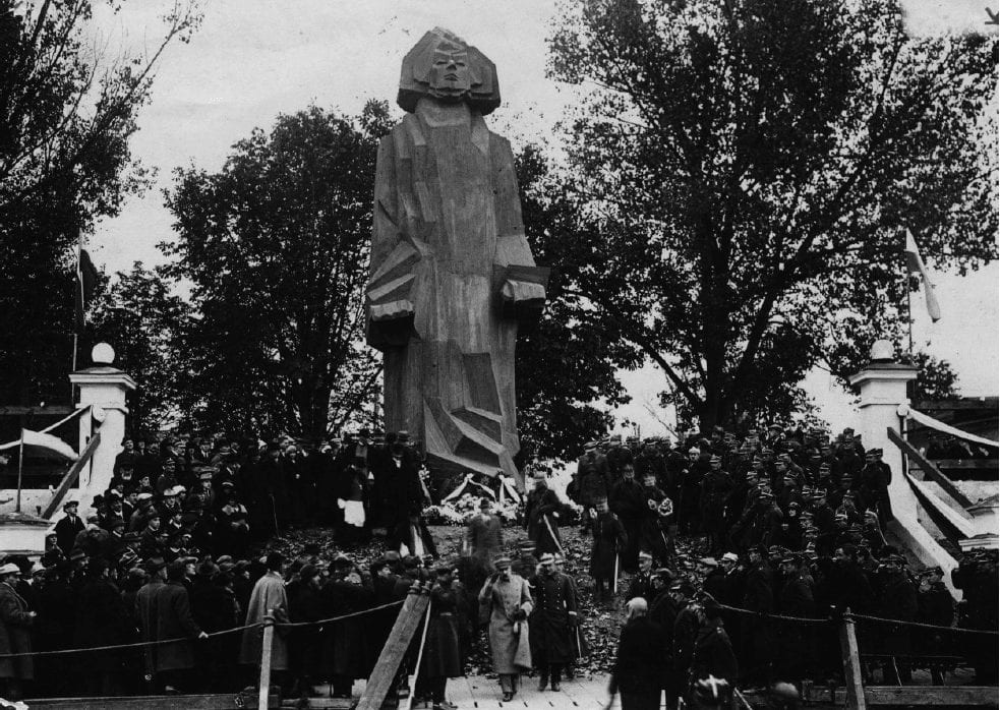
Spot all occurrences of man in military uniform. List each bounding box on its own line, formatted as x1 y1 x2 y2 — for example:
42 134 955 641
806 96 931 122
589 495 627 604
525 473 564 555
479 556 534 701
627 551 657 602
611 463 646 572
700 455 733 555
531 553 578 691
572 441 612 528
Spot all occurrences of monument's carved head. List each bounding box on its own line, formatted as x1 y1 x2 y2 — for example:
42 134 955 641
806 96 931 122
397 27 501 115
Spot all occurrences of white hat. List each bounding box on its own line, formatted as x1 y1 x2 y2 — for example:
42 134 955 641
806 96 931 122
722 552 739 563
0 563 20 576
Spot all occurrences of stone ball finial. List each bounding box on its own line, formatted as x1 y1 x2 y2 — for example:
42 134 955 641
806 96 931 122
397 27 500 115
91 342 116 365
870 339 894 362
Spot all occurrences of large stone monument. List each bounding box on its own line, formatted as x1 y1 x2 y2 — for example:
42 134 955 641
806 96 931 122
366 28 548 483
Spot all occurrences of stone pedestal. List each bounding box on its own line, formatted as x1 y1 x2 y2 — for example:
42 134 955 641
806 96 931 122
849 344 957 581
68 364 136 515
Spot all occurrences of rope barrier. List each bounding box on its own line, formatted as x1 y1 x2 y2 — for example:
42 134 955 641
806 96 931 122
715 602 832 625
274 599 406 628
0 622 263 660
849 611 1000 635
716 602 999 635
0 598 407 660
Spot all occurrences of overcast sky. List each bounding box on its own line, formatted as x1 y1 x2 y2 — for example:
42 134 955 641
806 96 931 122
84 0 998 435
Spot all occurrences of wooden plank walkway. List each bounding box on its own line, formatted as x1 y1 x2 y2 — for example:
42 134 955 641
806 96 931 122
310 675 621 710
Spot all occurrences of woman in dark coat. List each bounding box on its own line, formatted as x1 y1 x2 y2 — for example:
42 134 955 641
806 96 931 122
419 565 467 709
0 564 35 700
73 558 133 695
608 598 664 710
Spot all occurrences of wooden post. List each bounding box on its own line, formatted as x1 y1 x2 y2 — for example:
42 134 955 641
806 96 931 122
358 582 432 710
258 611 275 710
16 430 24 513
839 609 867 710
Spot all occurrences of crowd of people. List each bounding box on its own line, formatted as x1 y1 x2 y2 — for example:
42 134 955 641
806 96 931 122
552 428 999 707
0 424 995 708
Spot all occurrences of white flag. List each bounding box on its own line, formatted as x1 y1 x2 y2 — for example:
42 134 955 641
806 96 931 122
904 229 942 322
21 429 78 460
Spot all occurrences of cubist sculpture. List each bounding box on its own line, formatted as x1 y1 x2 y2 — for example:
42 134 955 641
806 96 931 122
366 28 548 485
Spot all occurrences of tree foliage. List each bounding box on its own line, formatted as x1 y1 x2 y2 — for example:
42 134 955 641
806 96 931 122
0 0 199 406
89 263 191 436
162 103 390 440
545 0 997 429
514 145 638 461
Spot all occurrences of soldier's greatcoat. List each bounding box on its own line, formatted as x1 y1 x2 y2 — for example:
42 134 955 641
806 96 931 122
479 574 533 674
530 570 577 665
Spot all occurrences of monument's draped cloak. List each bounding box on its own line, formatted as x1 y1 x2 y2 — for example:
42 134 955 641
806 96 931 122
367 100 542 482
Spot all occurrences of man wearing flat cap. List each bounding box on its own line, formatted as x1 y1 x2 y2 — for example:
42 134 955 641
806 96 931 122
479 556 533 701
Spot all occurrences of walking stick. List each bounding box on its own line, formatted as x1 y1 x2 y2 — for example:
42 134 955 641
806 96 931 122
612 551 619 594
542 515 565 556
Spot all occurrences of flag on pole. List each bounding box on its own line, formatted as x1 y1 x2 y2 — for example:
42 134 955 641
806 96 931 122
904 229 942 322
20 429 78 461
75 247 99 332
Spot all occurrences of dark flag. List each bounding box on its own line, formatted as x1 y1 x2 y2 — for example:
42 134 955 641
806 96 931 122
74 247 99 332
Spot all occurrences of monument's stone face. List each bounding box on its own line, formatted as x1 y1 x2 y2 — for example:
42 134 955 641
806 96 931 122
366 28 547 484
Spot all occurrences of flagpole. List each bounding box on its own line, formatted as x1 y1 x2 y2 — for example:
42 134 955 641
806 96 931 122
16 430 24 513
907 287 913 355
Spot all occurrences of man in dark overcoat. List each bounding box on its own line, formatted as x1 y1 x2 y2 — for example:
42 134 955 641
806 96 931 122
73 558 132 695
54 500 85 557
573 441 612 524
418 563 467 707
0 563 35 700
608 597 664 710
154 560 207 692
589 496 627 604
531 553 577 691
611 463 646 573
323 554 376 697
525 473 564 555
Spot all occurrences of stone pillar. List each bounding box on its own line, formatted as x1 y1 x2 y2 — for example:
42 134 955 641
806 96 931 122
68 344 136 514
849 340 957 581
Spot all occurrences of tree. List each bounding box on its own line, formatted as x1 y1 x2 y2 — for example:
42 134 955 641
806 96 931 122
907 351 959 403
514 144 638 461
162 103 390 440
545 0 997 430
0 0 199 406
89 263 191 436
